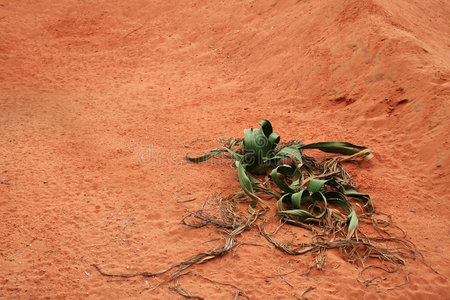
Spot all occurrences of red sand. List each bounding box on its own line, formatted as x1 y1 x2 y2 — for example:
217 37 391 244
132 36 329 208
1 0 449 299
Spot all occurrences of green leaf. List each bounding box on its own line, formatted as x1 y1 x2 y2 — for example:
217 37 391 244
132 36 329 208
325 191 358 239
290 190 309 208
236 161 255 196
299 142 369 156
243 120 280 172
270 165 296 193
307 179 329 193
272 145 303 164
185 148 227 163
343 189 374 212
277 190 327 219
310 192 328 218
186 146 243 164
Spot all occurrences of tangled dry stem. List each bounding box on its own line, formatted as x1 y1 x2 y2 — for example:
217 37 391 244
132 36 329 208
92 140 430 297
92 194 420 297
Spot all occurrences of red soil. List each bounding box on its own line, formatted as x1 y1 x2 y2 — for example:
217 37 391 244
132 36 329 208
1 0 449 299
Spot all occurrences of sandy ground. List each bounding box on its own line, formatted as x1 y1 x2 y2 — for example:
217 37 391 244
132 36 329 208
1 0 449 299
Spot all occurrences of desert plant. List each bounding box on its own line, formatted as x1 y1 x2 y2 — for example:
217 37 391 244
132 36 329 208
187 120 374 239
92 121 420 296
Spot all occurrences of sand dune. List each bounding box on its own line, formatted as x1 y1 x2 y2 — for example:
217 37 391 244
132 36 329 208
0 0 448 298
